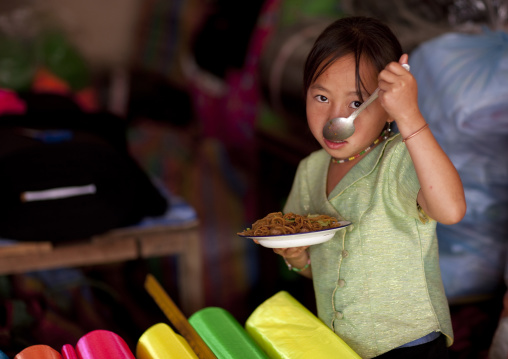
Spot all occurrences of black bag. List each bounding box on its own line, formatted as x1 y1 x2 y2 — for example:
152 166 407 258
0 93 168 242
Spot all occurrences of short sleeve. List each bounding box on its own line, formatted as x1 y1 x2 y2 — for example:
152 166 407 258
386 141 429 222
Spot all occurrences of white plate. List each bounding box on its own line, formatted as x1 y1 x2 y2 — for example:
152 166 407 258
239 221 352 248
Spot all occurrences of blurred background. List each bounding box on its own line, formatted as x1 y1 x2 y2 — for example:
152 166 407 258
0 0 507 357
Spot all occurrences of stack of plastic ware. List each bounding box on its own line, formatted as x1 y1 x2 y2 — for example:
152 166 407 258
137 323 198 359
61 344 78 359
75 329 136 359
189 307 269 359
14 345 62 359
245 291 360 359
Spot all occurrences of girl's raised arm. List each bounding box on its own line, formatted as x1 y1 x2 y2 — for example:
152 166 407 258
378 54 466 224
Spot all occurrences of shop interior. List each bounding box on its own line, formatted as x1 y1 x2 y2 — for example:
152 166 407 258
0 0 507 357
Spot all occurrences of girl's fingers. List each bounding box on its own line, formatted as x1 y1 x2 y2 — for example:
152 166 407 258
286 246 310 257
399 53 409 66
379 63 409 84
273 248 285 256
273 246 309 258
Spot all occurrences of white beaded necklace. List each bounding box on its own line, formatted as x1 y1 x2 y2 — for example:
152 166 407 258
331 127 391 164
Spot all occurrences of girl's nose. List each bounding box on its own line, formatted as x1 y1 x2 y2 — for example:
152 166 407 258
329 106 352 120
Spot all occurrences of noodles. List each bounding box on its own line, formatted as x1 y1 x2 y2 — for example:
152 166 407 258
238 212 343 236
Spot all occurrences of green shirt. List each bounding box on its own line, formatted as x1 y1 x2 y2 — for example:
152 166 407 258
283 134 453 358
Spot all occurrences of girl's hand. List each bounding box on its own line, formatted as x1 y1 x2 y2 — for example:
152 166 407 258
274 246 312 278
377 53 420 129
273 246 310 259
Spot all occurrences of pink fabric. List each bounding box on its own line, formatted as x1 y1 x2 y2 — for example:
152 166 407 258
189 0 281 148
0 89 26 115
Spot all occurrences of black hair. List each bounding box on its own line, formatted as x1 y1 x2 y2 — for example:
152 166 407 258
303 16 403 101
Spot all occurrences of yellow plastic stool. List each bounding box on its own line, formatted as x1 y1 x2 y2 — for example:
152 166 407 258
137 323 199 359
246 291 360 359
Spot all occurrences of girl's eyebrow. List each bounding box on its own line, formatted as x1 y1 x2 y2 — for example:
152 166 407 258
309 84 361 97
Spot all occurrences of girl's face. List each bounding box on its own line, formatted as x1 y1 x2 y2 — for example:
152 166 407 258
306 54 390 160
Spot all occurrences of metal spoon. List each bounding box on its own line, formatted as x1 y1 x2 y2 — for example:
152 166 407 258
322 63 410 142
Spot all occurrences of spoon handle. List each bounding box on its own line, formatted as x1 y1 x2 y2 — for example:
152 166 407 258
350 88 379 121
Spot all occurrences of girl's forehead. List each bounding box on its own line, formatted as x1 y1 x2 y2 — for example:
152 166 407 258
317 55 378 85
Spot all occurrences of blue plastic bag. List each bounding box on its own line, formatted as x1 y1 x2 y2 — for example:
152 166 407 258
410 28 508 302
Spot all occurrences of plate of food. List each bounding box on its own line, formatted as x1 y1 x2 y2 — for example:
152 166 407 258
237 212 352 248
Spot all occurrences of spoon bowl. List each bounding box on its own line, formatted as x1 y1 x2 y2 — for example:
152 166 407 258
323 88 379 141
322 64 409 142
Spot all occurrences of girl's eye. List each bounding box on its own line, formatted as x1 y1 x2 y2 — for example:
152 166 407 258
315 95 328 103
350 100 362 109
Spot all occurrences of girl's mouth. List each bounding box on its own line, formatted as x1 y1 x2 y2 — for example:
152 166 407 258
324 138 347 149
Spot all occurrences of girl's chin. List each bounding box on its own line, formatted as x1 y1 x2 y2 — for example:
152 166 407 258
323 138 348 150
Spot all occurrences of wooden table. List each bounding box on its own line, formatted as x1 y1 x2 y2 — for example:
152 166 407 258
0 220 203 315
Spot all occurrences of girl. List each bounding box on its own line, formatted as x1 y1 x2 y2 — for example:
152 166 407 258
275 16 466 358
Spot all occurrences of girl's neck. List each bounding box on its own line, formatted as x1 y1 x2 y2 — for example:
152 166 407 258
330 126 391 165
327 126 392 195
327 158 355 195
